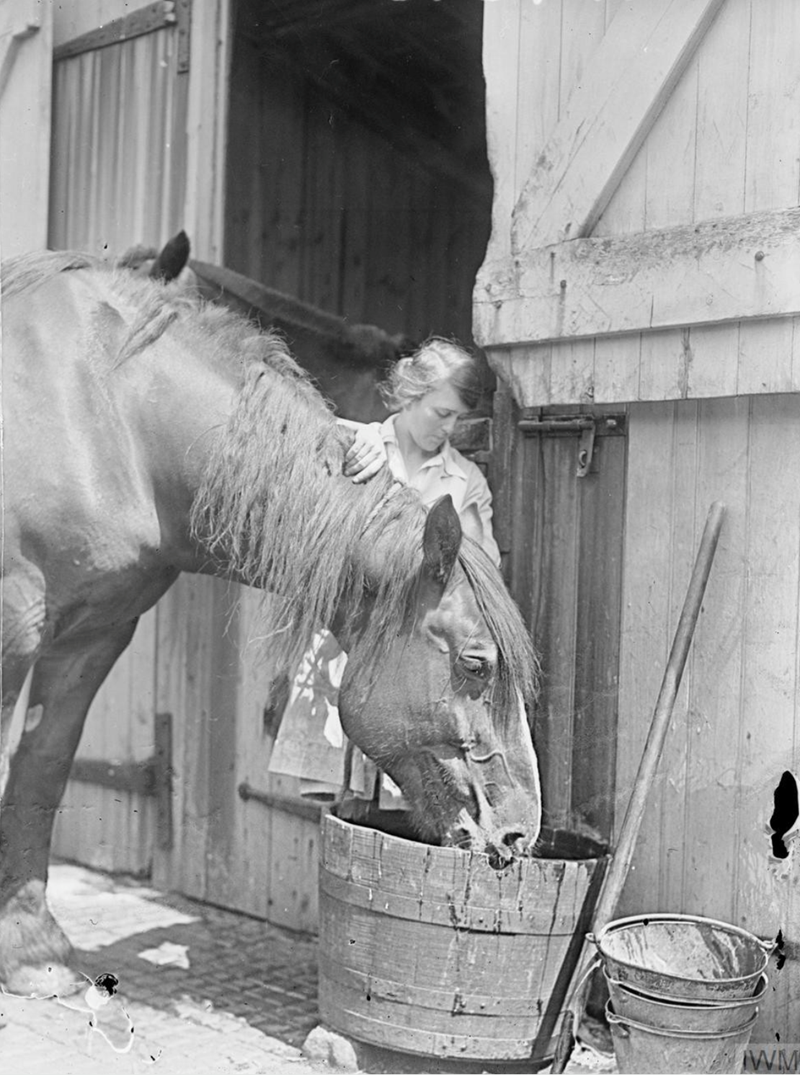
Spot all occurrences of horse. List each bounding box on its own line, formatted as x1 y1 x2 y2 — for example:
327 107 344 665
0 250 542 996
118 232 414 421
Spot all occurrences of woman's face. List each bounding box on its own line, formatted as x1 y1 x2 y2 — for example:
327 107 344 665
402 383 470 454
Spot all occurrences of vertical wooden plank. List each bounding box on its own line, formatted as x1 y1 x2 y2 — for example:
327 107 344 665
654 400 699 911
515 0 561 202
204 586 245 910
792 316 800 393
481 0 522 268
572 427 626 840
265 62 306 295
184 0 231 262
265 773 320 932
548 338 595 405
686 322 739 399
227 589 276 919
638 328 688 401
593 333 641 403
558 0 607 117
745 0 800 213
615 402 678 910
738 318 795 396
692 0 749 220
531 435 581 830
505 396 537 617
301 90 344 313
152 575 222 902
223 30 258 278
735 395 800 1042
339 123 369 321
490 379 517 562
679 398 748 923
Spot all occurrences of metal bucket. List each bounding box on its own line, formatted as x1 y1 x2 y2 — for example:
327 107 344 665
591 913 772 1001
607 1002 758 1074
604 968 767 1033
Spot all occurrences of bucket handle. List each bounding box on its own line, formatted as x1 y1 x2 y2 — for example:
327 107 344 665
567 958 602 1026
605 1008 630 1039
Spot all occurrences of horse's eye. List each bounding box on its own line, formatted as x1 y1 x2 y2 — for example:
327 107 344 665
459 655 490 678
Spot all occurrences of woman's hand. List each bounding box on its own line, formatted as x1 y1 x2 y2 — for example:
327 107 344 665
338 420 387 483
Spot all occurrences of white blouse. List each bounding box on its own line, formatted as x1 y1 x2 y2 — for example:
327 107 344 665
379 414 501 566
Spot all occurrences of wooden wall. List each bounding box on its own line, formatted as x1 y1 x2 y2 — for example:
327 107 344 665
479 0 800 1042
618 394 800 1038
225 31 491 346
0 0 52 256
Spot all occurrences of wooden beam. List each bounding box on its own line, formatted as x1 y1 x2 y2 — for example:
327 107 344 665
511 0 725 255
53 1 176 62
184 0 231 263
475 207 800 347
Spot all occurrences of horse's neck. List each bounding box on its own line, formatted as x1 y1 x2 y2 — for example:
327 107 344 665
139 336 245 574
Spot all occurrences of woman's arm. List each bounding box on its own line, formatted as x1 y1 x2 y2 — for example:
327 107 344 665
461 464 502 566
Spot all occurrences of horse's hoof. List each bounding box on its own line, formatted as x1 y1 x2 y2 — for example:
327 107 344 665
5 961 82 999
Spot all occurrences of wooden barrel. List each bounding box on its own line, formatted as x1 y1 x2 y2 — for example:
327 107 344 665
318 813 607 1061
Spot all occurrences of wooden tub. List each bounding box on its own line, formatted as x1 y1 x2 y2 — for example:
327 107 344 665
318 812 607 1062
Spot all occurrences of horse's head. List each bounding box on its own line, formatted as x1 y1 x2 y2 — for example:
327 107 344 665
338 496 542 865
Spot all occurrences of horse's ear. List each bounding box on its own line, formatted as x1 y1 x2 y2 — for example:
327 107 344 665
422 495 462 585
149 230 190 282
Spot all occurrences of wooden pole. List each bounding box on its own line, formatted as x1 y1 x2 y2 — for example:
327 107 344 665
550 500 725 1072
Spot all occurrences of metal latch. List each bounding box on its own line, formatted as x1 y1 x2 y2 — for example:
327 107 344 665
517 415 597 477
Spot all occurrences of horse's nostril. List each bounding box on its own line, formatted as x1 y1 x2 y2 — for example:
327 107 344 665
501 830 526 850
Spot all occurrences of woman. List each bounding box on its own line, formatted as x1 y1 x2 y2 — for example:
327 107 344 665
376 337 500 563
269 339 500 802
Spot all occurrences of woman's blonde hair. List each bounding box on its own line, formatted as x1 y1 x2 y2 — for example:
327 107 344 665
380 337 482 412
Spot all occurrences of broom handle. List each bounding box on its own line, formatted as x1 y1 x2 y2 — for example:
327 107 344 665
550 501 725 1073
593 499 725 931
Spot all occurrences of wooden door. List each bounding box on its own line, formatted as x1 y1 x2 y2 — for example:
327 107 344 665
494 388 626 844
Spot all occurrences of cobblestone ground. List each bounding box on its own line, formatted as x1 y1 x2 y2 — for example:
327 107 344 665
0 863 616 1075
0 862 325 1075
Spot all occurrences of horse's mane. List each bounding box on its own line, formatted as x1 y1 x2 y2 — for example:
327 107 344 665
190 356 427 676
3 250 538 718
2 250 98 298
191 356 539 717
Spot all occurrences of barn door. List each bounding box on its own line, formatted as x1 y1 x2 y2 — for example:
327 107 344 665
493 387 626 844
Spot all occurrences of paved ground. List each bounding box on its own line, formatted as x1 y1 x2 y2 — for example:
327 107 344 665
0 863 615 1075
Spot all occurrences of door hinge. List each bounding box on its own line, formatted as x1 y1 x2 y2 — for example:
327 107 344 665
69 712 174 850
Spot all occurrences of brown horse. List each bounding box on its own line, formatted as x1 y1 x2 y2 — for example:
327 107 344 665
0 251 541 996
118 232 413 421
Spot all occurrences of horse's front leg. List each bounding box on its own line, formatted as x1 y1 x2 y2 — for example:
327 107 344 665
0 621 138 995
